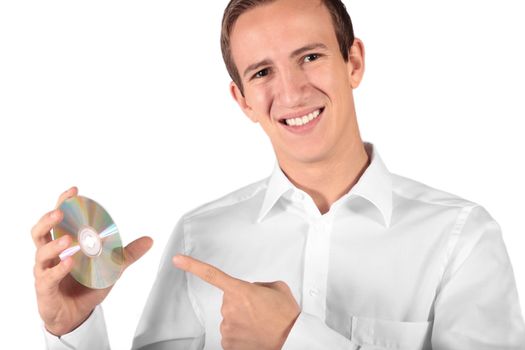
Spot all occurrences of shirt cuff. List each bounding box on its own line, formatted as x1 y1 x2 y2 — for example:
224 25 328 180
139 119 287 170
282 312 358 350
43 305 110 350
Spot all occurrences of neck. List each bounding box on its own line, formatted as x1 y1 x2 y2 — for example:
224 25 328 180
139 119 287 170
279 139 370 215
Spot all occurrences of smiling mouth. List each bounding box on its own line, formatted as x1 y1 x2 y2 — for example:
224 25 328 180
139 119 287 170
279 107 324 126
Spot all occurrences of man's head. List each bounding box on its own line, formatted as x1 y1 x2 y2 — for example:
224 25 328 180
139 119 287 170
221 0 355 95
222 0 365 167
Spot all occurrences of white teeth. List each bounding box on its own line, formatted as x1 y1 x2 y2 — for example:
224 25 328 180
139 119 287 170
284 109 321 126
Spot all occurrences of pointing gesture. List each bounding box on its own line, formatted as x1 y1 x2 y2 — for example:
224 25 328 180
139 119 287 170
173 254 244 292
173 255 300 350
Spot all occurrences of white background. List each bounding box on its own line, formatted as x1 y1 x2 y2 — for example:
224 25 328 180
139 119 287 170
1 0 524 348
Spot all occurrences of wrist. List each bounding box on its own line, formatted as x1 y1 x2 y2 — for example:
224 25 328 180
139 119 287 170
45 308 95 337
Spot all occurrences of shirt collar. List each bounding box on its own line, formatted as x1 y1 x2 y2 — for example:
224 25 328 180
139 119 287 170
257 160 295 223
256 141 393 228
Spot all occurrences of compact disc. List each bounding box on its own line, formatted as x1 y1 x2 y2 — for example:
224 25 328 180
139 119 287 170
52 195 124 289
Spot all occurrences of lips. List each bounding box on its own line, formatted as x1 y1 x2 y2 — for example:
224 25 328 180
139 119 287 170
278 107 325 134
278 107 324 125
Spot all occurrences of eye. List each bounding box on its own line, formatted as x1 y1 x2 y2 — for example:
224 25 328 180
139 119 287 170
303 53 320 63
253 68 270 79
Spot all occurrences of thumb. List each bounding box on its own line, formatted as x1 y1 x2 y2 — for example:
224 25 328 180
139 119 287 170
123 236 153 270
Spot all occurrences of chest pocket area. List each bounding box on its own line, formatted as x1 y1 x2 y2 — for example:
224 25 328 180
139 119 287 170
350 316 432 350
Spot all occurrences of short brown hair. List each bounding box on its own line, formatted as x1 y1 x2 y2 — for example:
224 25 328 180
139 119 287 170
220 0 355 94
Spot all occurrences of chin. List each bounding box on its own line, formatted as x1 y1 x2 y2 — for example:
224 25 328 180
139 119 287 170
275 141 330 164
288 150 329 164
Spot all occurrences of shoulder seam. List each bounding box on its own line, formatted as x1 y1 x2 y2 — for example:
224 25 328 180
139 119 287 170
392 186 476 209
433 204 480 305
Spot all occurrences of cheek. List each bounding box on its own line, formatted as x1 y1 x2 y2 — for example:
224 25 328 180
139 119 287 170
305 63 347 100
246 85 273 119
309 64 352 119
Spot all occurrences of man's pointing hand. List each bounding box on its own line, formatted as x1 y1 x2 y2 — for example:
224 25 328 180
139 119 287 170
173 255 300 350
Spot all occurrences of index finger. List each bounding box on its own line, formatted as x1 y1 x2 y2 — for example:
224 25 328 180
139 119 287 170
172 255 244 292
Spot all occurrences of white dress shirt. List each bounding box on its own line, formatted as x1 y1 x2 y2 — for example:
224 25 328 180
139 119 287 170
44 141 525 349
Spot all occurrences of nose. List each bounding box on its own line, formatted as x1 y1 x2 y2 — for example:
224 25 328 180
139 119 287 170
275 66 309 108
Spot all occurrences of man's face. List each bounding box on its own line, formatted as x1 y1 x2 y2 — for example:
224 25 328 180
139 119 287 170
229 0 364 166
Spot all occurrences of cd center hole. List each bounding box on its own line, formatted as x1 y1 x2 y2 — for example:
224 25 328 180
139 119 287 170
83 235 97 249
78 226 102 257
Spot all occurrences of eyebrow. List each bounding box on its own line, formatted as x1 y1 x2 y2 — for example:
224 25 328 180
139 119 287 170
243 59 273 79
242 42 329 79
290 42 328 58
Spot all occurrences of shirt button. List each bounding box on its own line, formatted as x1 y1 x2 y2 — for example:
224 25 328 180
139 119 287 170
313 221 323 231
309 288 319 297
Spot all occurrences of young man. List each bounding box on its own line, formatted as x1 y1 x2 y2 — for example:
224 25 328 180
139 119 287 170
34 0 525 349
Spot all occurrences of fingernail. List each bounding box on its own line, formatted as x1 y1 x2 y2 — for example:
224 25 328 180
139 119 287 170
51 210 59 219
58 236 69 247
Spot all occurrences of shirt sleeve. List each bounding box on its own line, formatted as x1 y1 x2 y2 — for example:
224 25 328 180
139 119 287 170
431 205 525 349
43 305 110 350
131 216 205 350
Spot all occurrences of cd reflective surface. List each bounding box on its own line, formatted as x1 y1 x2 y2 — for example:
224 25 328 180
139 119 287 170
52 196 124 289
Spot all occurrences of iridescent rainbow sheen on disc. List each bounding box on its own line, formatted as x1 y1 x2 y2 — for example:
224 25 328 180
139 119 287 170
52 196 124 289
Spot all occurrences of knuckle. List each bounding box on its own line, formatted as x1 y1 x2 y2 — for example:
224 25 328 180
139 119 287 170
31 211 57 242
36 241 55 264
275 280 289 290
35 247 45 264
219 319 227 334
220 303 232 317
221 338 233 350
30 223 40 240
220 321 234 347
51 210 63 224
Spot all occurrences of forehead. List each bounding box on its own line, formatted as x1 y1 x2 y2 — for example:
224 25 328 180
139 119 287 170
229 0 338 68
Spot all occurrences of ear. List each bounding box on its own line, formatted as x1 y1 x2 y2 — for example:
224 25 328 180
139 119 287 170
346 37 365 89
230 81 258 123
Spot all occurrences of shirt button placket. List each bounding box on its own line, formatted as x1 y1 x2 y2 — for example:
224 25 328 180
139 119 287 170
302 215 331 320
309 288 320 297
